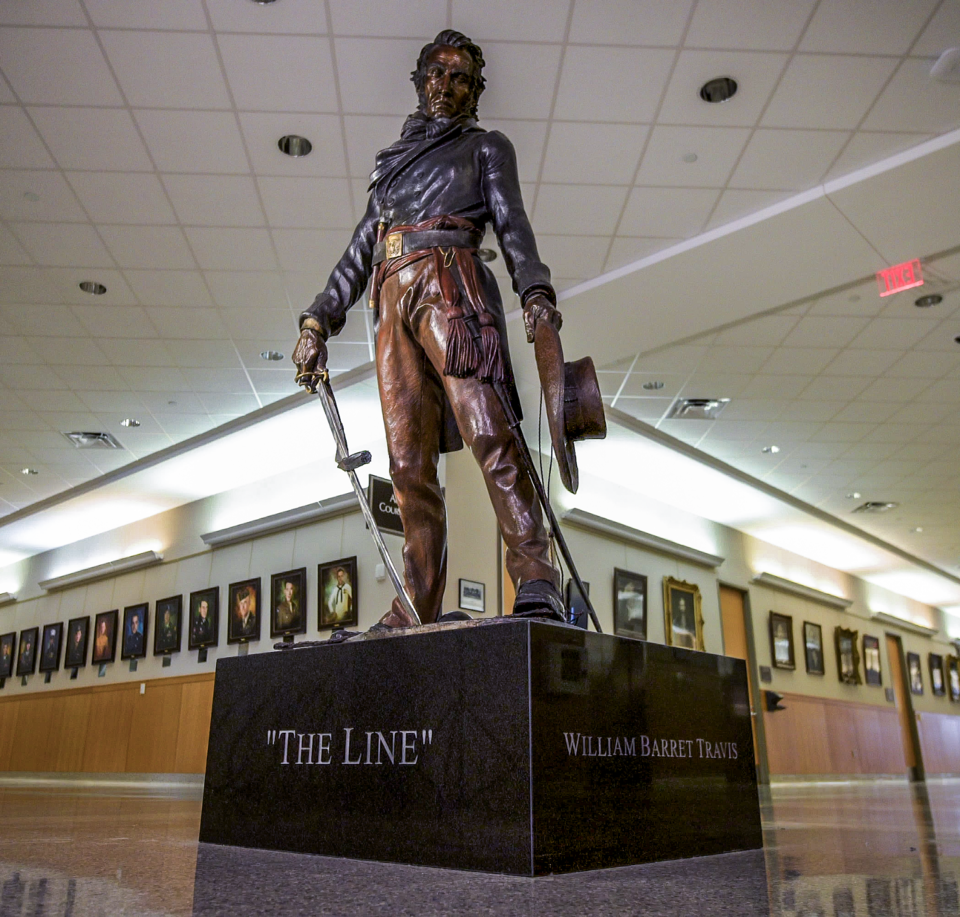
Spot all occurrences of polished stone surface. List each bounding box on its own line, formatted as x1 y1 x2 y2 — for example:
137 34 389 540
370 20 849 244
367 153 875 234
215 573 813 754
1 780 960 914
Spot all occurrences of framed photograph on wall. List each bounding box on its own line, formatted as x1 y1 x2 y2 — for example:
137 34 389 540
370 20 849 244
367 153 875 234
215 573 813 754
614 569 647 640
64 617 89 668
929 653 946 697
907 651 923 695
189 587 219 650
862 635 882 686
663 577 703 651
565 579 590 629
947 656 960 703
319 557 357 629
227 578 261 644
121 603 149 660
91 610 118 665
458 579 485 613
0 633 15 679
803 622 825 675
769 612 795 670
38 622 63 673
835 627 861 686
154 596 182 655
271 569 306 638
16 627 38 677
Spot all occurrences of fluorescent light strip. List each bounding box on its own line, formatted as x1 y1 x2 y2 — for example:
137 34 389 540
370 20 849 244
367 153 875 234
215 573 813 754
0 592 16 607
751 572 852 610
38 550 163 592
201 493 358 548
869 611 939 638
563 508 725 569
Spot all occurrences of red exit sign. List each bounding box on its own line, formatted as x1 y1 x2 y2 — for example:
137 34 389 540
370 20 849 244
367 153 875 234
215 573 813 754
876 259 923 297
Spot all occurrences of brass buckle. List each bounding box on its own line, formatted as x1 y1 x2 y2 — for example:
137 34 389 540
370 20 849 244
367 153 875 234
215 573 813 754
384 232 403 260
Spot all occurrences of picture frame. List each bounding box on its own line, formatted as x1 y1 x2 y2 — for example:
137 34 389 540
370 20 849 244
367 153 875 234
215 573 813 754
614 569 647 639
153 596 182 655
862 634 882 686
769 612 795 670
227 577 261 644
565 579 590 629
458 579 485 613
189 587 219 650
835 627 861 685
947 656 960 703
64 617 89 669
0 633 15 679
91 610 118 665
319 557 358 630
929 653 946 697
803 621 824 676
16 627 38 677
907 651 923 695
39 622 63 673
270 569 307 638
663 577 703 651
120 602 149 660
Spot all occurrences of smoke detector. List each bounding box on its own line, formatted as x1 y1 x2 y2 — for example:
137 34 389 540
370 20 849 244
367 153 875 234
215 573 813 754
852 501 898 514
62 431 123 449
666 398 730 420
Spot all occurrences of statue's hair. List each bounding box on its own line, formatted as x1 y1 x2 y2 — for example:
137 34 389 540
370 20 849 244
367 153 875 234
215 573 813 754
411 30 486 120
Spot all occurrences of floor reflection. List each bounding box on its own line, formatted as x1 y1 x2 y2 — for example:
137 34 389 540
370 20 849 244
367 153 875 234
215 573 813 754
0 781 958 915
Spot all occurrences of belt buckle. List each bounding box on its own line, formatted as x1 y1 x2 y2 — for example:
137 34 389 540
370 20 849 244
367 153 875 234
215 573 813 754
384 232 403 260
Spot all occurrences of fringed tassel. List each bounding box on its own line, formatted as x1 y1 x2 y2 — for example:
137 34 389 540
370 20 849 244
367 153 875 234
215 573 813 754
479 317 506 383
444 308 481 378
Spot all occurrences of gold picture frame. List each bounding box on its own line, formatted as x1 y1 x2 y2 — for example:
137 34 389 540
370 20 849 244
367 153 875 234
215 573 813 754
663 577 703 652
835 626 861 685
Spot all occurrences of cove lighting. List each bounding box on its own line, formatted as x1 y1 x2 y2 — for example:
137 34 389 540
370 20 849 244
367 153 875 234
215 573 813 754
201 493 357 547
751 572 852 610
38 550 162 592
0 592 16 607
869 611 938 637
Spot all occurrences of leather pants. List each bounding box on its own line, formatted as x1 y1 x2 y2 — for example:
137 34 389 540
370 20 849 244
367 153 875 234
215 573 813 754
376 255 557 626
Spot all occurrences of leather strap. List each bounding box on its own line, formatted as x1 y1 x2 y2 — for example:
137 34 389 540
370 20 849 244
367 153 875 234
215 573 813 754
372 229 477 265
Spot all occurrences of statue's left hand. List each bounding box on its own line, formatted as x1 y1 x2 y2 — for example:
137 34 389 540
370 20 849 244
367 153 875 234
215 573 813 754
292 326 328 393
523 292 563 344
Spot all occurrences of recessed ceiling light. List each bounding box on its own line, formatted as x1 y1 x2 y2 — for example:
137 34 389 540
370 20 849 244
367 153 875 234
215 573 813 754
954 335 960 345
761 445 780 454
477 249 497 262
912 526 924 533
120 418 141 428
79 280 107 295
252 0 277 3
278 135 312 157
21 468 38 475
846 492 862 500
260 350 284 361
681 152 698 163
699 77 738 103
23 191 40 202
642 380 665 391
914 294 942 308
852 501 898 514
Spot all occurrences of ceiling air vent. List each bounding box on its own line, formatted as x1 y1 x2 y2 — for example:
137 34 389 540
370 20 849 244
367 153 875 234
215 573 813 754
62 431 123 450
666 398 730 420
852 501 898 514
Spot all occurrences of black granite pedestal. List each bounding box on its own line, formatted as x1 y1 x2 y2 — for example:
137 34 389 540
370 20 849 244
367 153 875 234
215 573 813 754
199 618 762 876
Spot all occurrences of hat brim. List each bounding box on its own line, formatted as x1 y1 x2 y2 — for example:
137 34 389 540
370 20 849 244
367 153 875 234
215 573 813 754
534 321 578 493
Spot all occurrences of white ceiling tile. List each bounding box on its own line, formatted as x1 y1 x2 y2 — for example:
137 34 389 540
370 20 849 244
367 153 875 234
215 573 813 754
603 236 677 271
780 401 845 422
95 338 176 368
915 378 960 404
118 366 191 393
284 272 331 308
781 315 872 348
100 31 231 110
685 0 816 51
29 106 152 171
0 224 30 265
831 401 903 424
678 373 754 398
247 369 297 394
326 341 372 372
453 0 570 42
760 347 840 375
714 315 798 347
0 169 86 221
66 171 176 224
85 0 207 28
0 107 56 169
915 320 960 351
0 28 122 106
815 422 876 443
859 376 932 402
569 0 694 45
99 225 196 270
636 346 710 372
889 402 957 425
0 336 42 365
11 222 113 267
331 0 449 38
554 47 674 123
541 123 647 185
729 129 850 190
219 35 338 113
14 389 87 411
738 374 815 399
1 306 83 340
133 109 249 174
258 176 353 229
162 174 264 227
861 58 960 133
696 346 774 373
172 340 242 369
800 0 939 54
619 187 720 237
199 393 261 414
713 398 784 421
146 307 228 339
124 270 213 308
706 189 794 230
206 0 325 33
470 42 565 122
533 184 627 236
180 368 251 393
796 375 873 402
535 235 611 279
635 126 750 187
826 131 933 180
0 1 87 26
0 79 14 103
273 229 351 273
657 51 788 127
219 308 296 341
334 38 423 116
821 348 902 377
72 305 157 339
762 55 899 130
482 119 550 185
21 335 108 367
913 1 960 56
238 112 347 178
205 272 288 310
184 228 278 271
848 317 940 350
886 350 959 378
343 115 407 180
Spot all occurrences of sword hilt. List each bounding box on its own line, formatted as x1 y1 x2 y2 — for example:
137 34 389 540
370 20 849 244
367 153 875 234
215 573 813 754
337 451 372 473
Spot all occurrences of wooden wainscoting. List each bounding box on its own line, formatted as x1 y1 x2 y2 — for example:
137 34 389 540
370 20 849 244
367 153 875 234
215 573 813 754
916 711 960 775
762 692 908 777
0 673 215 775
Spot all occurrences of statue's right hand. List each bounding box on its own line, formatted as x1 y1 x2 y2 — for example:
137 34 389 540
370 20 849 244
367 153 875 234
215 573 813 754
292 327 328 393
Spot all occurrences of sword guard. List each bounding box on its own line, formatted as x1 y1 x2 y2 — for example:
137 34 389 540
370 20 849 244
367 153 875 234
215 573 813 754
338 451 372 472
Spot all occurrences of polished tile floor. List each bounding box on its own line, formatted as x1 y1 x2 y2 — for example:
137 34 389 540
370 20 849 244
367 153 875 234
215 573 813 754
0 780 958 916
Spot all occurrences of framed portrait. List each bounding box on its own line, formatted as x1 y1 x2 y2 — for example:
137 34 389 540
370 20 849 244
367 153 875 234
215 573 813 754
153 596 182 655
458 579 485 613
121 603 149 660
91 610 118 665
929 653 946 697
803 622 825 676
947 656 960 703
39 622 63 673
270 569 306 638
188 587 219 650
663 577 703 651
835 627 861 686
319 557 358 629
907 651 923 695
64 617 89 669
862 634 882 686
0 633 15 679
769 612 795 670
16 627 38 677
565 579 590 629
227 578 261 645
614 569 647 639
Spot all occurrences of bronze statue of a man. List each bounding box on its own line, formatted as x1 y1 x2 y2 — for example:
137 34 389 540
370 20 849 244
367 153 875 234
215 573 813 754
293 30 564 629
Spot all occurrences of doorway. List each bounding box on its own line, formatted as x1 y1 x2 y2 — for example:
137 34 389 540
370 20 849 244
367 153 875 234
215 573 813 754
886 633 924 781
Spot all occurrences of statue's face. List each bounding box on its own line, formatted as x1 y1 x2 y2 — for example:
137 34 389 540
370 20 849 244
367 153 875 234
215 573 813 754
422 45 474 120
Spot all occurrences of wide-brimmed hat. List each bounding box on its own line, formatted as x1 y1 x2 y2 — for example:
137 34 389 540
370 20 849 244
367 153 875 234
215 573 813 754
534 320 606 493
